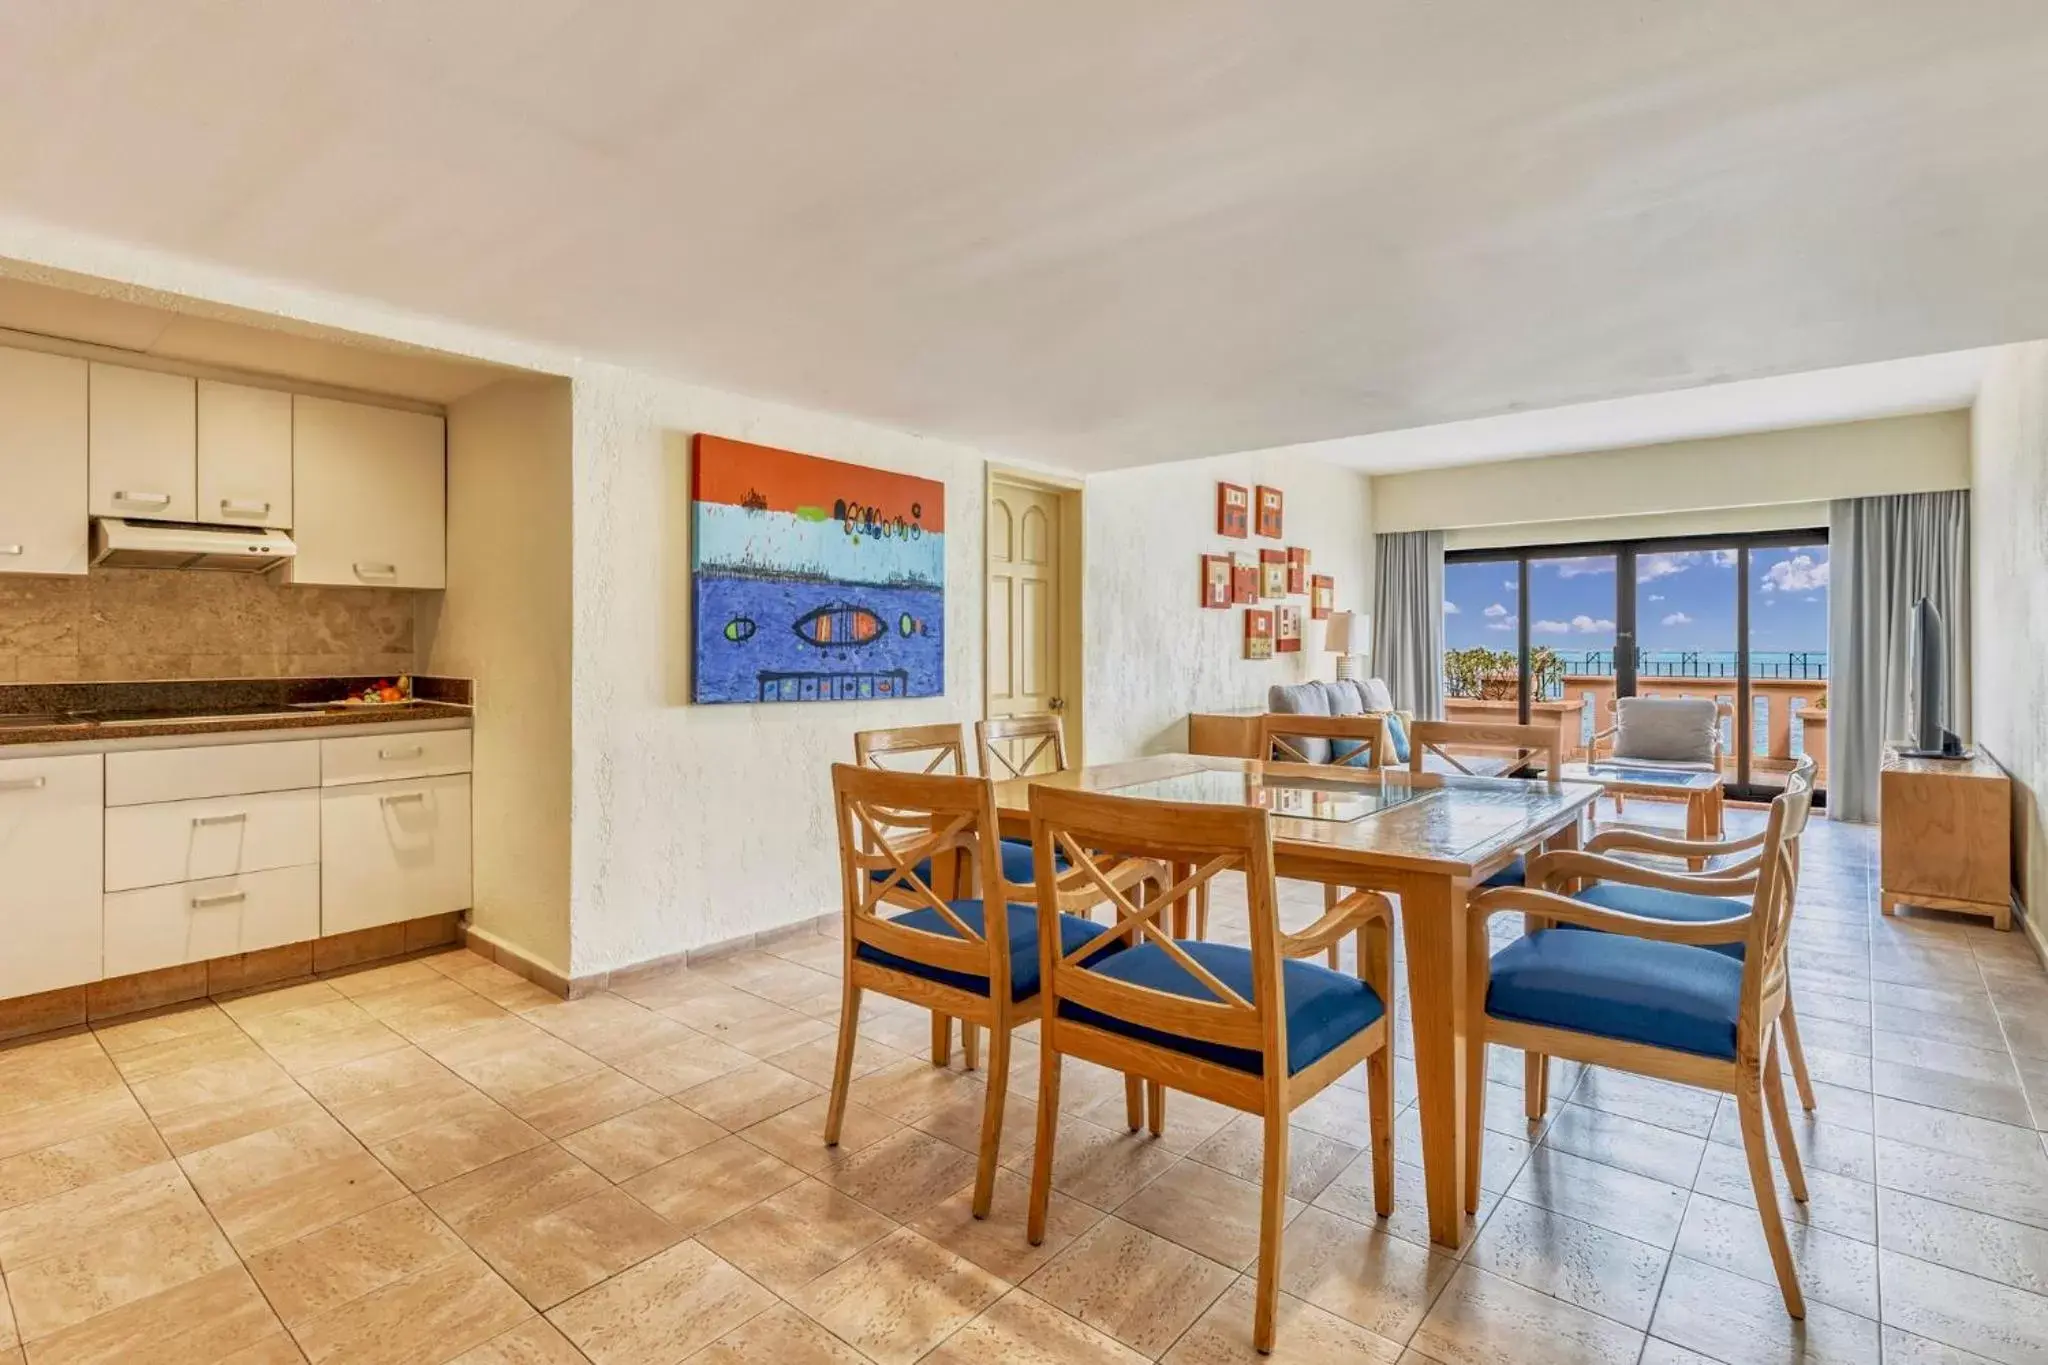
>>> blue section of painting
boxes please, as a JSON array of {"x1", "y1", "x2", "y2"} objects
[{"x1": 692, "y1": 503, "x2": 945, "y2": 704}]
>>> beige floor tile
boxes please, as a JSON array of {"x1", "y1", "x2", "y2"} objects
[
  {"x1": 820, "y1": 1128, "x2": 979, "y2": 1222},
  {"x1": 522, "y1": 998, "x2": 699, "y2": 1066},
  {"x1": 546, "y1": 1239, "x2": 775, "y2": 1365},
  {"x1": 204, "y1": 1149, "x2": 411, "y2": 1256},
  {"x1": 0, "y1": 1121, "x2": 167, "y2": 1215},
  {"x1": 290, "y1": 1246, "x2": 531, "y2": 1365},
  {"x1": 369, "y1": 1099, "x2": 550, "y2": 1192},
  {"x1": 0, "y1": 1090, "x2": 146, "y2": 1167},
  {"x1": 419, "y1": 1146, "x2": 610, "y2": 1234},
  {"x1": 88, "y1": 1002, "x2": 236, "y2": 1057},
  {"x1": 1674, "y1": 1191, "x2": 1878, "y2": 1320},
  {"x1": 245, "y1": 1196, "x2": 468, "y2": 1328},
  {"x1": 105, "y1": 1026, "x2": 268, "y2": 1085},
  {"x1": 1635, "y1": 1340, "x2": 1725, "y2": 1365},
  {"x1": 606, "y1": 1032, "x2": 754, "y2": 1098},
  {"x1": 1540, "y1": 1103, "x2": 1707, "y2": 1188},
  {"x1": 908, "y1": 1086, "x2": 1037, "y2": 1165},
  {"x1": 1113, "y1": 1158, "x2": 1303, "y2": 1271},
  {"x1": 466, "y1": 1186, "x2": 686, "y2": 1310},
  {"x1": 216, "y1": 979, "x2": 345, "y2": 1023},
  {"x1": 908, "y1": 1167, "x2": 1100, "y2": 1282},
  {"x1": 1024, "y1": 1216, "x2": 1236, "y2": 1358},
  {"x1": 1504, "y1": 1146, "x2": 1689, "y2": 1248},
  {"x1": 1163, "y1": 1278, "x2": 1404, "y2": 1364},
  {"x1": 1395, "y1": 1107, "x2": 1532, "y2": 1198},
  {"x1": 622, "y1": 1134, "x2": 805, "y2": 1234},
  {"x1": 847, "y1": 1057, "x2": 985, "y2": 1125},
  {"x1": 1878, "y1": 1186, "x2": 2048, "y2": 1296},
  {"x1": 674, "y1": 1061, "x2": 822, "y2": 1131},
  {"x1": 1878, "y1": 1324, "x2": 2005, "y2": 1364},
  {"x1": 1412, "y1": 1264, "x2": 1642, "y2": 1365},
  {"x1": 1570, "y1": 1070, "x2": 1722, "y2": 1137},
  {"x1": 699, "y1": 1002, "x2": 836, "y2": 1061},
  {"x1": 1002, "y1": 1116, "x2": 1181, "y2": 1211},
  {"x1": 429, "y1": 1020, "x2": 611, "y2": 1109},
  {"x1": 127, "y1": 1052, "x2": 298, "y2": 1121},
  {"x1": 1187, "y1": 1115, "x2": 1362, "y2": 1204},
  {"x1": 1, "y1": 1275, "x2": 14, "y2": 1352},
  {"x1": 14, "y1": 1264, "x2": 290, "y2": 1365},
  {"x1": 0, "y1": 1161, "x2": 199, "y2": 1269},
  {"x1": 1272, "y1": 1205, "x2": 1456, "y2": 1341},
  {"x1": 238, "y1": 1000, "x2": 410, "y2": 1075},
  {"x1": 1878, "y1": 1248, "x2": 2048, "y2": 1365},
  {"x1": 0, "y1": 1050, "x2": 122, "y2": 1122},
  {"x1": 1315, "y1": 1154, "x2": 1496, "y2": 1255},
  {"x1": 355, "y1": 980, "x2": 511, "y2": 1048},
  {"x1": 504, "y1": 1068, "x2": 660, "y2": 1140},
  {"x1": 793, "y1": 1226, "x2": 1007, "y2": 1365},
  {"x1": 697, "y1": 1177, "x2": 896, "y2": 1294},
  {"x1": 1874, "y1": 1059, "x2": 2036, "y2": 1129},
  {"x1": 925, "y1": 1289, "x2": 1149, "y2": 1365},
  {"x1": 323, "y1": 958, "x2": 449, "y2": 1000},
  {"x1": 559, "y1": 1101, "x2": 728, "y2": 1182},
  {"x1": 1648, "y1": 1255, "x2": 1879, "y2": 1365},
  {"x1": 739, "y1": 1095, "x2": 898, "y2": 1177},
  {"x1": 764, "y1": 1030, "x2": 905, "y2": 1089},
  {"x1": 445, "y1": 1317, "x2": 587, "y2": 1364},
  {"x1": 149, "y1": 1085, "x2": 329, "y2": 1160},
  {"x1": 4, "y1": 1203, "x2": 238, "y2": 1341},
  {"x1": 1693, "y1": 1116, "x2": 1880, "y2": 1245},
  {"x1": 687, "y1": 1302, "x2": 869, "y2": 1365},
  {"x1": 178, "y1": 1113, "x2": 365, "y2": 1206},
  {"x1": 1705, "y1": 1101, "x2": 1875, "y2": 1183},
  {"x1": 1464, "y1": 1196, "x2": 1667, "y2": 1330}
]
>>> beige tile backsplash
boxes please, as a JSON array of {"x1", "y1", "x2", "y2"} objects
[{"x1": 0, "y1": 569, "x2": 422, "y2": 681}]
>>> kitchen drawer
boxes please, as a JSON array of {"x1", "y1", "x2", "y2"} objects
[
  {"x1": 106, "y1": 740, "x2": 320, "y2": 807},
  {"x1": 320, "y1": 774, "x2": 471, "y2": 935},
  {"x1": 0, "y1": 754, "x2": 103, "y2": 997},
  {"x1": 103, "y1": 863, "x2": 319, "y2": 979},
  {"x1": 321, "y1": 729, "x2": 471, "y2": 786},
  {"x1": 104, "y1": 787, "x2": 320, "y2": 893}
]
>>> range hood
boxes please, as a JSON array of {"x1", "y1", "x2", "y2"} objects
[{"x1": 91, "y1": 518, "x2": 297, "y2": 573}]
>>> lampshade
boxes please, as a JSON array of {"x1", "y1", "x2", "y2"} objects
[{"x1": 1323, "y1": 611, "x2": 1358, "y2": 654}]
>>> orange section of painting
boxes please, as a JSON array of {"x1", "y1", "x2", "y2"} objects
[{"x1": 692, "y1": 434, "x2": 945, "y2": 532}]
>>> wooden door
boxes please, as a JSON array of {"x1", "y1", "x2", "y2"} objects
[{"x1": 987, "y1": 479, "x2": 1064, "y2": 772}]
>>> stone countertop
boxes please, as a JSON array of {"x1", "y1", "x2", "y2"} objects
[{"x1": 0, "y1": 701, "x2": 473, "y2": 748}]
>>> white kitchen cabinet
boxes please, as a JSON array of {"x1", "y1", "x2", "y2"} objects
[
  {"x1": 291, "y1": 395, "x2": 445, "y2": 588},
  {"x1": 0, "y1": 754, "x2": 104, "y2": 997},
  {"x1": 88, "y1": 363, "x2": 197, "y2": 523},
  {"x1": 0, "y1": 347, "x2": 89, "y2": 577},
  {"x1": 197, "y1": 381, "x2": 292, "y2": 529},
  {"x1": 105, "y1": 739, "x2": 320, "y2": 807},
  {"x1": 103, "y1": 864, "x2": 319, "y2": 978},
  {"x1": 104, "y1": 787, "x2": 320, "y2": 893},
  {"x1": 320, "y1": 773, "x2": 472, "y2": 935},
  {"x1": 321, "y1": 729, "x2": 472, "y2": 787}
]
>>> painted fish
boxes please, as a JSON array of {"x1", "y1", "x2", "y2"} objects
[
  {"x1": 723, "y1": 616, "x2": 756, "y2": 643},
  {"x1": 792, "y1": 603, "x2": 885, "y2": 648}
]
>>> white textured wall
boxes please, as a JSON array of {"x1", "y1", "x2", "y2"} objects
[
  {"x1": 1374, "y1": 412, "x2": 1971, "y2": 533},
  {"x1": 566, "y1": 363, "x2": 989, "y2": 977},
  {"x1": 426, "y1": 378, "x2": 575, "y2": 976},
  {"x1": 1082, "y1": 454, "x2": 1373, "y2": 761},
  {"x1": 1970, "y1": 343, "x2": 2048, "y2": 932}
]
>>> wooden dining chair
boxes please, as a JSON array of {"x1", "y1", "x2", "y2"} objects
[
  {"x1": 1023, "y1": 784, "x2": 1396, "y2": 1354},
  {"x1": 976, "y1": 713, "x2": 1069, "y2": 779},
  {"x1": 1545, "y1": 753, "x2": 1821, "y2": 1113},
  {"x1": 1406, "y1": 719, "x2": 1563, "y2": 889},
  {"x1": 1467, "y1": 782, "x2": 1815, "y2": 1316},
  {"x1": 826, "y1": 763, "x2": 1153, "y2": 1216},
  {"x1": 1235, "y1": 712, "x2": 1388, "y2": 962}
]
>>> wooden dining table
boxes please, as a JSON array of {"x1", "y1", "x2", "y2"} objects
[{"x1": 990, "y1": 752, "x2": 1602, "y2": 1249}]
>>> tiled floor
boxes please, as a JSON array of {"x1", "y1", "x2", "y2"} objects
[{"x1": 2, "y1": 804, "x2": 2047, "y2": 1363}]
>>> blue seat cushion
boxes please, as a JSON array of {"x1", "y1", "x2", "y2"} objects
[
  {"x1": 1481, "y1": 854, "x2": 1525, "y2": 889},
  {"x1": 1058, "y1": 940, "x2": 1385, "y2": 1075},
  {"x1": 1571, "y1": 882, "x2": 1750, "y2": 960},
  {"x1": 1486, "y1": 929, "x2": 1743, "y2": 1060},
  {"x1": 854, "y1": 900, "x2": 1115, "y2": 1000},
  {"x1": 868, "y1": 838, "x2": 1064, "y2": 894}
]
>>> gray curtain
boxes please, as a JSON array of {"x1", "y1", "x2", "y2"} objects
[
  {"x1": 1373, "y1": 530, "x2": 1445, "y2": 719},
  {"x1": 1828, "y1": 491, "x2": 1971, "y2": 823}
]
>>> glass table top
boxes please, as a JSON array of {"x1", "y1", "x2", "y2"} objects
[
  {"x1": 1096, "y1": 767, "x2": 1433, "y2": 823},
  {"x1": 1563, "y1": 762, "x2": 1721, "y2": 790}
]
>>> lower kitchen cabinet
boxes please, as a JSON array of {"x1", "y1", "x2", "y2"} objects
[
  {"x1": 0, "y1": 753, "x2": 104, "y2": 998},
  {"x1": 102, "y1": 863, "x2": 319, "y2": 978},
  {"x1": 320, "y1": 773, "x2": 472, "y2": 935}
]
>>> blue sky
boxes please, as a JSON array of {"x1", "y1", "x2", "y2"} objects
[{"x1": 1444, "y1": 545, "x2": 1829, "y2": 655}]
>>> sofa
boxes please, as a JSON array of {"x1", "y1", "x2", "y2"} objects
[{"x1": 1266, "y1": 678, "x2": 1412, "y2": 766}]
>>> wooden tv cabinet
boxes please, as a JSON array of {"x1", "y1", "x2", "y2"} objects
[{"x1": 1879, "y1": 745, "x2": 2013, "y2": 929}]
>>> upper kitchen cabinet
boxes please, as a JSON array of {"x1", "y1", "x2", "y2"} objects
[
  {"x1": 0, "y1": 347, "x2": 89, "y2": 576},
  {"x1": 291, "y1": 395, "x2": 446, "y2": 588},
  {"x1": 88, "y1": 363, "x2": 197, "y2": 522},
  {"x1": 197, "y1": 380, "x2": 292, "y2": 529}
]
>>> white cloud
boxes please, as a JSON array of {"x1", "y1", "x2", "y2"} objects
[
  {"x1": 1483, "y1": 602, "x2": 1508, "y2": 618},
  {"x1": 1552, "y1": 556, "x2": 1613, "y2": 578},
  {"x1": 1533, "y1": 619, "x2": 1568, "y2": 634},
  {"x1": 1711, "y1": 548, "x2": 1738, "y2": 567},
  {"x1": 1661, "y1": 611, "x2": 1693, "y2": 626},
  {"x1": 1534, "y1": 615, "x2": 1615, "y2": 635},
  {"x1": 1761, "y1": 554, "x2": 1829, "y2": 593},
  {"x1": 1503, "y1": 578, "x2": 1516, "y2": 591},
  {"x1": 1486, "y1": 614, "x2": 1517, "y2": 632},
  {"x1": 1803, "y1": 595, "x2": 1819, "y2": 604},
  {"x1": 1637, "y1": 549, "x2": 1738, "y2": 583},
  {"x1": 1647, "y1": 593, "x2": 1665, "y2": 602},
  {"x1": 1443, "y1": 600, "x2": 1461, "y2": 615}
]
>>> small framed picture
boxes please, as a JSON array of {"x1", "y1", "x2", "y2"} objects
[
  {"x1": 1217, "y1": 483, "x2": 1250, "y2": 538},
  {"x1": 1201, "y1": 553, "x2": 1230, "y2": 609},
  {"x1": 1277, "y1": 604, "x2": 1303, "y2": 653},
  {"x1": 1255, "y1": 485, "x2": 1284, "y2": 538},
  {"x1": 1244, "y1": 608, "x2": 1274, "y2": 660},
  {"x1": 1231, "y1": 553, "x2": 1258, "y2": 604},
  {"x1": 1310, "y1": 573, "x2": 1335, "y2": 619},
  {"x1": 1285, "y1": 546, "x2": 1310, "y2": 595},
  {"x1": 1259, "y1": 548, "x2": 1287, "y2": 599}
]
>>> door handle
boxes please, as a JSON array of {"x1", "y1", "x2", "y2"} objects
[
  {"x1": 114, "y1": 491, "x2": 173, "y2": 506},
  {"x1": 0, "y1": 545, "x2": 22, "y2": 556},
  {"x1": 0, "y1": 776, "x2": 47, "y2": 792},
  {"x1": 190, "y1": 890, "x2": 247, "y2": 909},
  {"x1": 353, "y1": 562, "x2": 399, "y2": 581},
  {"x1": 381, "y1": 792, "x2": 427, "y2": 806},
  {"x1": 378, "y1": 745, "x2": 425, "y2": 761},
  {"x1": 191, "y1": 812, "x2": 248, "y2": 826},
  {"x1": 1048, "y1": 697, "x2": 1066, "y2": 712},
  {"x1": 219, "y1": 499, "x2": 272, "y2": 517}
]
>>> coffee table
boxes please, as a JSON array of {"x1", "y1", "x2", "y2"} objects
[{"x1": 1560, "y1": 761, "x2": 1725, "y2": 868}]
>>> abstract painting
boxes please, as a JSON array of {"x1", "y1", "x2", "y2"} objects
[
  {"x1": 1286, "y1": 546, "x2": 1310, "y2": 595},
  {"x1": 1245, "y1": 608, "x2": 1274, "y2": 660},
  {"x1": 1231, "y1": 553, "x2": 1258, "y2": 604},
  {"x1": 1259, "y1": 548, "x2": 1287, "y2": 599},
  {"x1": 1217, "y1": 483, "x2": 1250, "y2": 538},
  {"x1": 1201, "y1": 553, "x2": 1230, "y2": 609},
  {"x1": 1255, "y1": 485, "x2": 1284, "y2": 538},
  {"x1": 1311, "y1": 573, "x2": 1335, "y2": 619},
  {"x1": 692, "y1": 434, "x2": 944, "y2": 704},
  {"x1": 1277, "y1": 603, "x2": 1303, "y2": 653}
]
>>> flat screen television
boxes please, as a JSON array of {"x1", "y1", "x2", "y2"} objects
[{"x1": 1901, "y1": 597, "x2": 1968, "y2": 758}]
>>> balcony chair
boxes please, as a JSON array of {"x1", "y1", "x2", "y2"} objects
[{"x1": 1588, "y1": 695, "x2": 1730, "y2": 831}]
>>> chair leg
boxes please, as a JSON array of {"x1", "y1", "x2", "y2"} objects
[
  {"x1": 1735, "y1": 1073, "x2": 1806, "y2": 1318},
  {"x1": 1779, "y1": 991, "x2": 1818, "y2": 1112},
  {"x1": 823, "y1": 980, "x2": 863, "y2": 1146},
  {"x1": 931, "y1": 1013, "x2": 951, "y2": 1067},
  {"x1": 1366, "y1": 1044, "x2": 1394, "y2": 1218},
  {"x1": 1147, "y1": 1080, "x2": 1166, "y2": 1136},
  {"x1": 1124, "y1": 1074, "x2": 1144, "y2": 1132},
  {"x1": 1027, "y1": 1046, "x2": 1064, "y2": 1245},
  {"x1": 1253, "y1": 1109, "x2": 1289, "y2": 1354},
  {"x1": 1524, "y1": 1052, "x2": 1548, "y2": 1123},
  {"x1": 1464, "y1": 1040, "x2": 1487, "y2": 1215},
  {"x1": 1765, "y1": 1043, "x2": 1809, "y2": 1204},
  {"x1": 1195, "y1": 881, "x2": 1210, "y2": 940},
  {"x1": 972, "y1": 1022, "x2": 1011, "y2": 1219},
  {"x1": 963, "y1": 1023, "x2": 981, "y2": 1072}
]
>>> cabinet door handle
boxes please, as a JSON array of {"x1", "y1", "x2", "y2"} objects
[
  {"x1": 219, "y1": 499, "x2": 272, "y2": 517},
  {"x1": 378, "y1": 745, "x2": 425, "y2": 761},
  {"x1": 192, "y1": 812, "x2": 248, "y2": 826},
  {"x1": 353, "y1": 562, "x2": 398, "y2": 581},
  {"x1": 381, "y1": 792, "x2": 428, "y2": 806},
  {"x1": 0, "y1": 544, "x2": 22, "y2": 556},
  {"x1": 190, "y1": 890, "x2": 248, "y2": 909},
  {"x1": 0, "y1": 776, "x2": 47, "y2": 792},
  {"x1": 114, "y1": 491, "x2": 173, "y2": 506}
]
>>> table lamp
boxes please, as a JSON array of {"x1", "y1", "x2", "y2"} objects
[{"x1": 1325, "y1": 611, "x2": 1368, "y2": 682}]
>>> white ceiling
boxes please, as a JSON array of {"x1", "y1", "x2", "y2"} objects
[{"x1": 0, "y1": 2, "x2": 2044, "y2": 470}]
